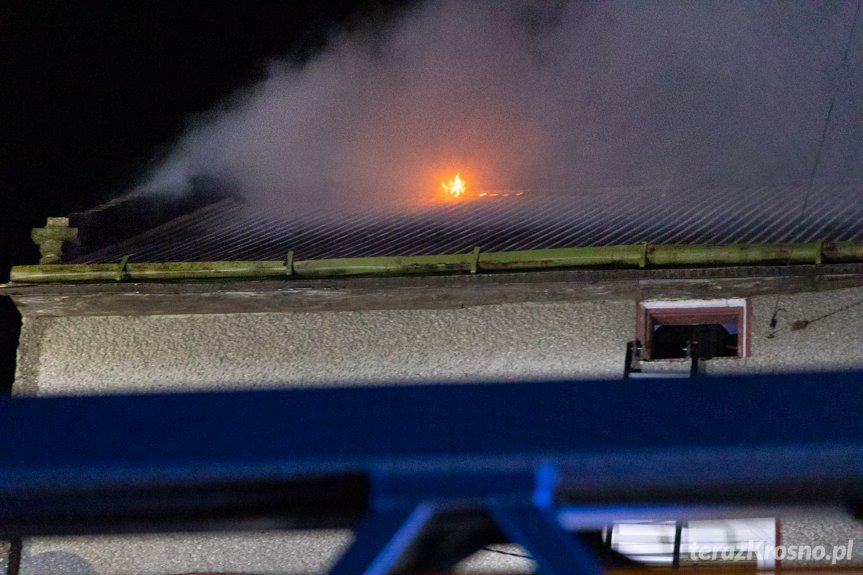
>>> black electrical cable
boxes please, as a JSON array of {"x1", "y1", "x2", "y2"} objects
[
  {"x1": 768, "y1": 0, "x2": 862, "y2": 338},
  {"x1": 790, "y1": 296, "x2": 863, "y2": 331},
  {"x1": 480, "y1": 545, "x2": 534, "y2": 560}
]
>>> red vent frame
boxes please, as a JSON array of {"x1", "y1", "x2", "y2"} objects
[{"x1": 636, "y1": 298, "x2": 750, "y2": 360}]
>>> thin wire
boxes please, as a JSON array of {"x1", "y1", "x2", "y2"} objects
[
  {"x1": 480, "y1": 546, "x2": 534, "y2": 560},
  {"x1": 790, "y1": 296, "x2": 863, "y2": 330},
  {"x1": 768, "y1": 0, "x2": 862, "y2": 337}
]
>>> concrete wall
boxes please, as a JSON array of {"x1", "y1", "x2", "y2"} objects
[
  {"x1": 20, "y1": 531, "x2": 352, "y2": 575},
  {"x1": 14, "y1": 287, "x2": 863, "y2": 395},
  {"x1": 11, "y1": 285, "x2": 863, "y2": 574},
  {"x1": 15, "y1": 300, "x2": 634, "y2": 395}
]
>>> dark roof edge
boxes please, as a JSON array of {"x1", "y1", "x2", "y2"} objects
[{"x1": 63, "y1": 185, "x2": 235, "y2": 261}]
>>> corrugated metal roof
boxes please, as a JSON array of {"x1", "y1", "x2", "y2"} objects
[{"x1": 67, "y1": 183, "x2": 863, "y2": 264}]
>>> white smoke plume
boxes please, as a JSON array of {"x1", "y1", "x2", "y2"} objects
[{"x1": 136, "y1": 1, "x2": 863, "y2": 213}]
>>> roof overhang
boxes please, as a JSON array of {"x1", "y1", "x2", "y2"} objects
[{"x1": 2, "y1": 263, "x2": 862, "y2": 318}]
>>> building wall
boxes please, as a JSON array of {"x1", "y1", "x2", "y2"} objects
[
  {"x1": 15, "y1": 300, "x2": 634, "y2": 395},
  {"x1": 11, "y1": 285, "x2": 863, "y2": 574},
  {"x1": 19, "y1": 531, "x2": 354, "y2": 575},
  {"x1": 14, "y1": 286, "x2": 863, "y2": 396}
]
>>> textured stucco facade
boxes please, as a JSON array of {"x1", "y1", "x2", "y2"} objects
[
  {"x1": 13, "y1": 287, "x2": 863, "y2": 396},
  {"x1": 7, "y1": 278, "x2": 863, "y2": 574},
  {"x1": 15, "y1": 300, "x2": 632, "y2": 395}
]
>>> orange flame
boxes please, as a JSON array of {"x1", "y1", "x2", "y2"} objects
[{"x1": 441, "y1": 172, "x2": 467, "y2": 198}]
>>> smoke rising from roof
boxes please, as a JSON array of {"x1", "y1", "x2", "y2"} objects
[{"x1": 136, "y1": 1, "x2": 863, "y2": 213}]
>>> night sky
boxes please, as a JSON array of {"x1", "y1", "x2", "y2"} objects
[{"x1": 0, "y1": 1, "x2": 409, "y2": 393}]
